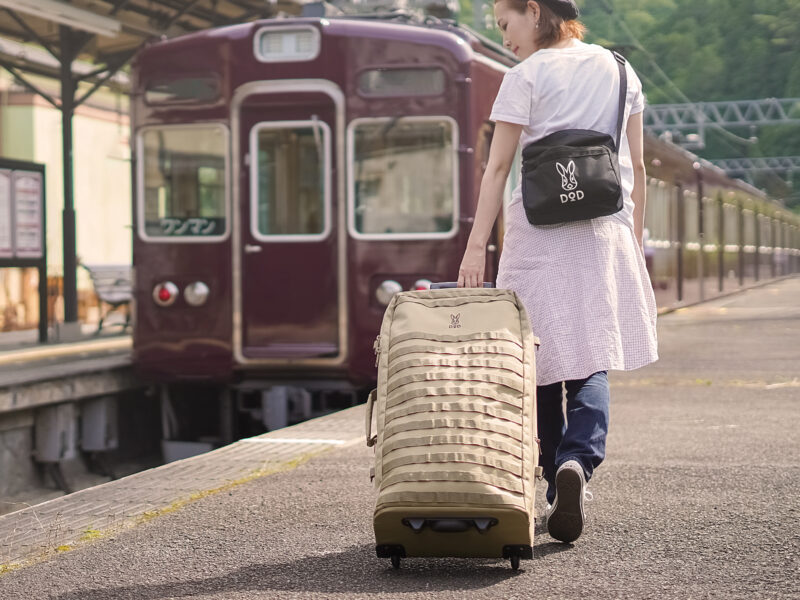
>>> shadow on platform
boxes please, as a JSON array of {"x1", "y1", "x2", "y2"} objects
[{"x1": 47, "y1": 542, "x2": 580, "y2": 598}]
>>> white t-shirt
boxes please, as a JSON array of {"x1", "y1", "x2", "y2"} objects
[{"x1": 490, "y1": 40, "x2": 645, "y2": 229}]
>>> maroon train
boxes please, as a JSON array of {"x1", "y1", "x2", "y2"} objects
[
  {"x1": 132, "y1": 14, "x2": 519, "y2": 390},
  {"x1": 131, "y1": 14, "x2": 800, "y2": 395}
]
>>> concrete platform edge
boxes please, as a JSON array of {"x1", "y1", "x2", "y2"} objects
[
  {"x1": 656, "y1": 274, "x2": 798, "y2": 316},
  {"x1": 0, "y1": 405, "x2": 365, "y2": 576}
]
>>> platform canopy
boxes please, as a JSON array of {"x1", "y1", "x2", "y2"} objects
[{"x1": 0, "y1": 0, "x2": 318, "y2": 97}]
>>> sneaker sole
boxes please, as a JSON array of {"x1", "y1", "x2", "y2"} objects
[{"x1": 547, "y1": 467, "x2": 584, "y2": 543}]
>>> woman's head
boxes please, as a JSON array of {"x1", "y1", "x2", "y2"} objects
[{"x1": 494, "y1": 0, "x2": 586, "y2": 59}]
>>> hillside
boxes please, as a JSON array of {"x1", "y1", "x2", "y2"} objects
[{"x1": 460, "y1": 0, "x2": 800, "y2": 208}]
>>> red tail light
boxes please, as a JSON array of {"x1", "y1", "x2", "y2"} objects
[
  {"x1": 413, "y1": 279, "x2": 432, "y2": 291},
  {"x1": 152, "y1": 282, "x2": 179, "y2": 307}
]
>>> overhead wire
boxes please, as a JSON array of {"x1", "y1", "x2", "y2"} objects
[{"x1": 596, "y1": 0, "x2": 757, "y2": 152}]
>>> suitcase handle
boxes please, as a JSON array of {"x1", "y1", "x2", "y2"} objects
[
  {"x1": 430, "y1": 282, "x2": 494, "y2": 289},
  {"x1": 402, "y1": 517, "x2": 499, "y2": 534},
  {"x1": 365, "y1": 388, "x2": 377, "y2": 447}
]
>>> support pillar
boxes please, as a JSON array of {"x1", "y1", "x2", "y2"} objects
[
  {"x1": 695, "y1": 165, "x2": 705, "y2": 301},
  {"x1": 738, "y1": 201, "x2": 745, "y2": 287},
  {"x1": 676, "y1": 184, "x2": 684, "y2": 302},
  {"x1": 60, "y1": 27, "x2": 79, "y2": 331},
  {"x1": 717, "y1": 195, "x2": 724, "y2": 292},
  {"x1": 754, "y1": 210, "x2": 760, "y2": 282}
]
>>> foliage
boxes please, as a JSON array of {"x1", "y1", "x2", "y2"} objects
[{"x1": 459, "y1": 0, "x2": 800, "y2": 209}]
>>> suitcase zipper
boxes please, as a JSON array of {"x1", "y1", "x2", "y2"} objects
[{"x1": 373, "y1": 335, "x2": 381, "y2": 366}]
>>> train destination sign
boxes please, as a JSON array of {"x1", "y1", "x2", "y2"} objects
[
  {"x1": 152, "y1": 217, "x2": 224, "y2": 236},
  {"x1": 0, "y1": 169, "x2": 44, "y2": 259}
]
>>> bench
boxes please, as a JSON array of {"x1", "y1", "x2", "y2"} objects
[{"x1": 81, "y1": 264, "x2": 133, "y2": 334}]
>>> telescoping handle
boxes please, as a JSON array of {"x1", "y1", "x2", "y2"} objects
[
  {"x1": 365, "y1": 389, "x2": 377, "y2": 447},
  {"x1": 430, "y1": 282, "x2": 495, "y2": 289}
]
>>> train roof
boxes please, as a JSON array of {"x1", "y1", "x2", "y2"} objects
[
  {"x1": 645, "y1": 133, "x2": 767, "y2": 200},
  {"x1": 135, "y1": 13, "x2": 517, "y2": 68}
]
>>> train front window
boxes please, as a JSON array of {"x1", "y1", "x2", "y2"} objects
[
  {"x1": 358, "y1": 68, "x2": 445, "y2": 97},
  {"x1": 251, "y1": 121, "x2": 330, "y2": 240},
  {"x1": 140, "y1": 125, "x2": 227, "y2": 239},
  {"x1": 350, "y1": 118, "x2": 457, "y2": 238},
  {"x1": 145, "y1": 75, "x2": 220, "y2": 105}
]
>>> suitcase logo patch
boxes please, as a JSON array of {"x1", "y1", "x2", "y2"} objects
[{"x1": 449, "y1": 313, "x2": 461, "y2": 329}]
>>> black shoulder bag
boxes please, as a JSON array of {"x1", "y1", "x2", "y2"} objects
[{"x1": 520, "y1": 51, "x2": 628, "y2": 226}]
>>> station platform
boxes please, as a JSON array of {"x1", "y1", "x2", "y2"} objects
[
  {"x1": 0, "y1": 328, "x2": 130, "y2": 373},
  {"x1": 0, "y1": 277, "x2": 798, "y2": 599},
  {"x1": 0, "y1": 332, "x2": 132, "y2": 416}
]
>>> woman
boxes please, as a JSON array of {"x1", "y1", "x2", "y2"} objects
[{"x1": 458, "y1": 0, "x2": 658, "y2": 543}]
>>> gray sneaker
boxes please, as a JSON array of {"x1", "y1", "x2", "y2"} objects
[{"x1": 546, "y1": 460, "x2": 587, "y2": 543}]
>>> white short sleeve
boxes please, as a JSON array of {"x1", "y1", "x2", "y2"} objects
[
  {"x1": 490, "y1": 69, "x2": 531, "y2": 126},
  {"x1": 628, "y1": 63, "x2": 645, "y2": 115}
]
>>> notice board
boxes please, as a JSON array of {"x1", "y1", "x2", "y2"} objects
[{"x1": 0, "y1": 158, "x2": 47, "y2": 341}]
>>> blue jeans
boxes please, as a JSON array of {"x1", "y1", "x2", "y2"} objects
[{"x1": 537, "y1": 371, "x2": 610, "y2": 505}]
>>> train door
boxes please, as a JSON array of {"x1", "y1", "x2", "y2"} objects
[{"x1": 233, "y1": 82, "x2": 345, "y2": 363}]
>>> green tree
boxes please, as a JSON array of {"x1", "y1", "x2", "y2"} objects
[{"x1": 464, "y1": 0, "x2": 800, "y2": 209}]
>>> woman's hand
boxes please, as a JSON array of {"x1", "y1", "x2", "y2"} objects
[
  {"x1": 456, "y1": 120, "x2": 521, "y2": 289},
  {"x1": 458, "y1": 243, "x2": 486, "y2": 288}
]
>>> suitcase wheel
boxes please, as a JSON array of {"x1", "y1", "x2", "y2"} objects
[
  {"x1": 376, "y1": 544, "x2": 405, "y2": 569},
  {"x1": 502, "y1": 544, "x2": 533, "y2": 570}
]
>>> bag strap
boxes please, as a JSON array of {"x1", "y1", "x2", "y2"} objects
[
  {"x1": 365, "y1": 388, "x2": 377, "y2": 447},
  {"x1": 611, "y1": 50, "x2": 628, "y2": 151}
]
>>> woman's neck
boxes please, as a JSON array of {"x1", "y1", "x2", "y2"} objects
[{"x1": 541, "y1": 37, "x2": 576, "y2": 51}]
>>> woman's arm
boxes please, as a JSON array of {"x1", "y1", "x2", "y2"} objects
[
  {"x1": 627, "y1": 111, "x2": 647, "y2": 252},
  {"x1": 458, "y1": 121, "x2": 523, "y2": 288}
]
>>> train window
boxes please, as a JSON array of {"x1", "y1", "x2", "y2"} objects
[
  {"x1": 684, "y1": 191, "x2": 699, "y2": 243},
  {"x1": 254, "y1": 26, "x2": 321, "y2": 63},
  {"x1": 349, "y1": 117, "x2": 458, "y2": 239},
  {"x1": 144, "y1": 76, "x2": 220, "y2": 105},
  {"x1": 138, "y1": 125, "x2": 228, "y2": 240},
  {"x1": 645, "y1": 179, "x2": 670, "y2": 244},
  {"x1": 723, "y1": 203, "x2": 740, "y2": 248},
  {"x1": 250, "y1": 121, "x2": 330, "y2": 240},
  {"x1": 358, "y1": 68, "x2": 445, "y2": 97}
]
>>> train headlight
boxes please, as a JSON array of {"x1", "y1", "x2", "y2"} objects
[
  {"x1": 413, "y1": 279, "x2": 432, "y2": 291},
  {"x1": 184, "y1": 281, "x2": 210, "y2": 307},
  {"x1": 375, "y1": 280, "x2": 402, "y2": 306},
  {"x1": 153, "y1": 282, "x2": 179, "y2": 307}
]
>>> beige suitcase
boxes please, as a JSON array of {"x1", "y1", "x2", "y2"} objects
[{"x1": 365, "y1": 285, "x2": 541, "y2": 569}]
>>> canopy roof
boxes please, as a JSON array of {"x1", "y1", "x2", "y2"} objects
[{"x1": 0, "y1": 0, "x2": 312, "y2": 94}]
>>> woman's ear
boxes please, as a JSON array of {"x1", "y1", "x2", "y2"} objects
[{"x1": 526, "y1": 0, "x2": 540, "y2": 20}]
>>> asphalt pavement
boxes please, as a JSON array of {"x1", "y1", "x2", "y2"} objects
[{"x1": 1, "y1": 278, "x2": 798, "y2": 600}]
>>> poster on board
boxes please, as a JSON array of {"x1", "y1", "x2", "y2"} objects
[
  {"x1": 0, "y1": 170, "x2": 11, "y2": 258},
  {"x1": 12, "y1": 171, "x2": 43, "y2": 259}
]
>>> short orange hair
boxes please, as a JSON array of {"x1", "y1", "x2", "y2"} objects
[{"x1": 496, "y1": 0, "x2": 586, "y2": 49}]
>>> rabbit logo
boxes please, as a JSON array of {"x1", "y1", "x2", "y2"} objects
[
  {"x1": 556, "y1": 160, "x2": 578, "y2": 191},
  {"x1": 555, "y1": 160, "x2": 584, "y2": 203}
]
